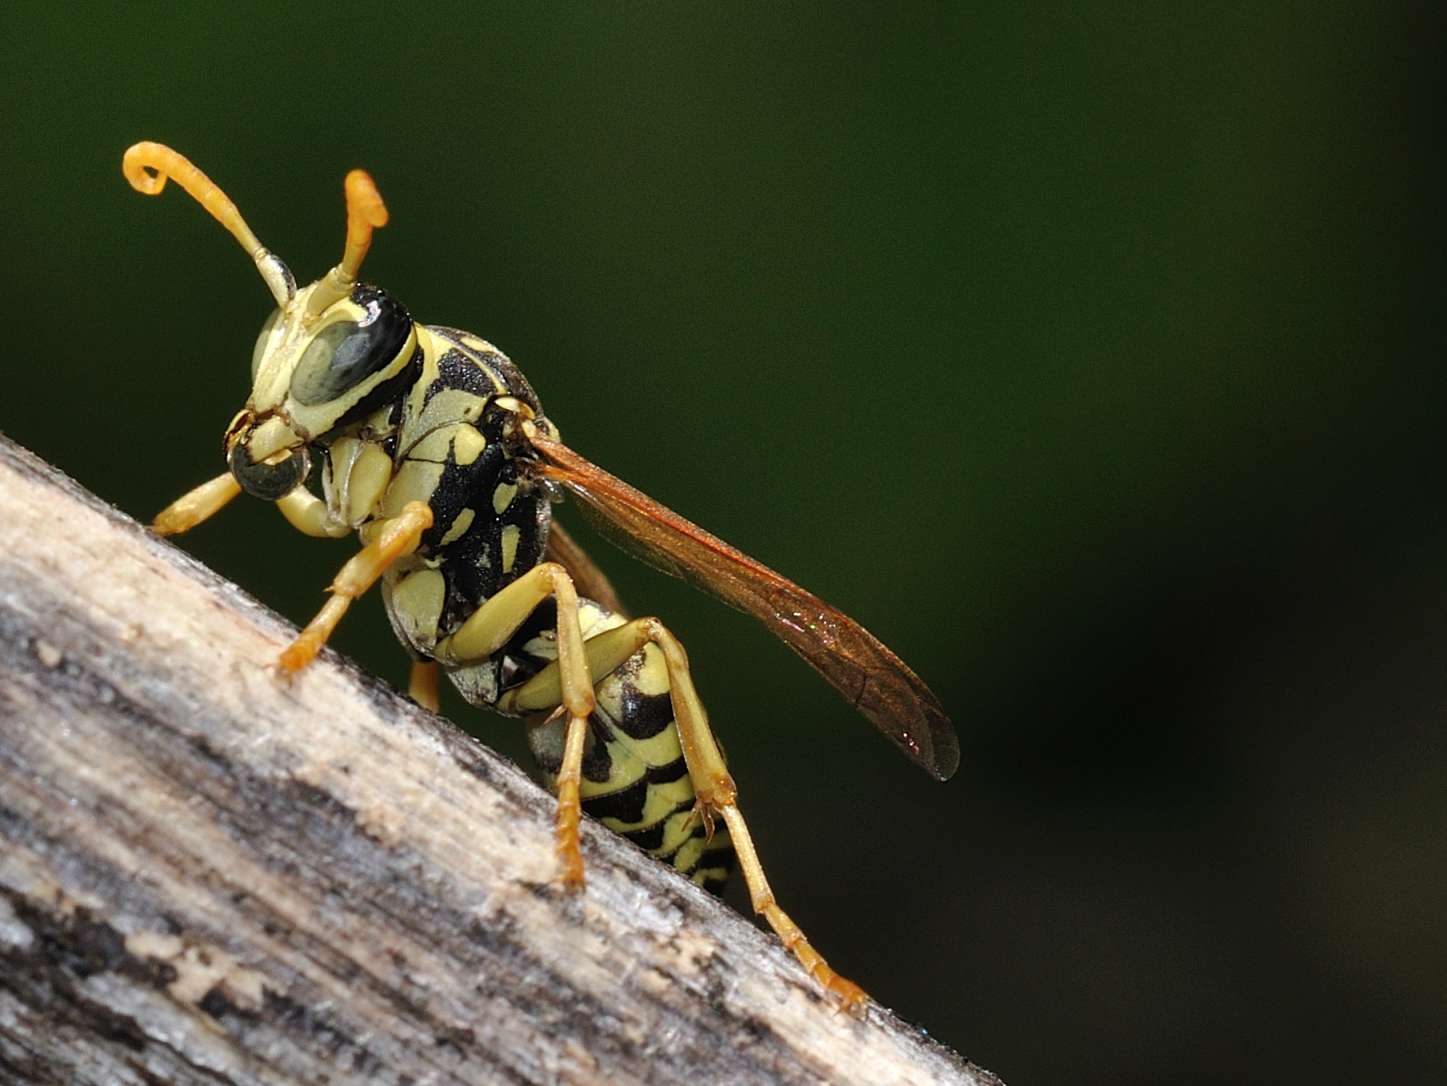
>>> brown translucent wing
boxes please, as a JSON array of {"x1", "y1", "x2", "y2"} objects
[{"x1": 527, "y1": 430, "x2": 959, "y2": 781}]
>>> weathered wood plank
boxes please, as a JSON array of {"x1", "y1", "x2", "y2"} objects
[{"x1": 0, "y1": 435, "x2": 1000, "y2": 1086}]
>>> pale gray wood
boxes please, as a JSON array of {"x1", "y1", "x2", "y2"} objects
[{"x1": 0, "y1": 435, "x2": 1002, "y2": 1086}]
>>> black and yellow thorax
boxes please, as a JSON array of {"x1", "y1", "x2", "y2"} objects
[{"x1": 374, "y1": 325, "x2": 554, "y2": 693}]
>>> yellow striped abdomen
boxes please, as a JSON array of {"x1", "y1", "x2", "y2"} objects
[{"x1": 521, "y1": 601, "x2": 735, "y2": 891}]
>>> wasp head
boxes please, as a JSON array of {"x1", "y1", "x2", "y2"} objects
[
  {"x1": 123, "y1": 142, "x2": 409, "y2": 503},
  {"x1": 228, "y1": 282, "x2": 415, "y2": 498}
]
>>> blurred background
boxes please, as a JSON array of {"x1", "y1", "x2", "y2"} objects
[{"x1": 2, "y1": 4, "x2": 1442, "y2": 1082}]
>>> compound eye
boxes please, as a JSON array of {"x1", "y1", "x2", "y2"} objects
[
  {"x1": 250, "y1": 308, "x2": 281, "y2": 378},
  {"x1": 289, "y1": 288, "x2": 410, "y2": 405}
]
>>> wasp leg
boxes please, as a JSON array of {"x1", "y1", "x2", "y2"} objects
[
  {"x1": 501, "y1": 616, "x2": 868, "y2": 1013},
  {"x1": 408, "y1": 660, "x2": 441, "y2": 712},
  {"x1": 278, "y1": 501, "x2": 433, "y2": 672},
  {"x1": 153, "y1": 473, "x2": 242, "y2": 536},
  {"x1": 275, "y1": 486, "x2": 353, "y2": 539},
  {"x1": 717, "y1": 805, "x2": 868, "y2": 1014},
  {"x1": 433, "y1": 562, "x2": 595, "y2": 886}
]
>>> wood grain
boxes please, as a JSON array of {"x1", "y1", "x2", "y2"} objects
[{"x1": 0, "y1": 435, "x2": 1002, "y2": 1086}]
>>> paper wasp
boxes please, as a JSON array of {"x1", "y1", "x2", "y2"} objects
[{"x1": 122, "y1": 141, "x2": 958, "y2": 1011}]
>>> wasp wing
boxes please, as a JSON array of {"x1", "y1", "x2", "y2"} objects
[{"x1": 526, "y1": 430, "x2": 959, "y2": 781}]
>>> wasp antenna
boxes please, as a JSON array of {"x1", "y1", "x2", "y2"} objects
[
  {"x1": 122, "y1": 141, "x2": 294, "y2": 307},
  {"x1": 122, "y1": 142, "x2": 263, "y2": 252},
  {"x1": 340, "y1": 169, "x2": 389, "y2": 282},
  {"x1": 307, "y1": 169, "x2": 389, "y2": 314}
]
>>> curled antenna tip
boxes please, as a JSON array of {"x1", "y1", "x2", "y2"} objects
[
  {"x1": 345, "y1": 170, "x2": 389, "y2": 227},
  {"x1": 338, "y1": 168, "x2": 390, "y2": 282},
  {"x1": 122, "y1": 142, "x2": 172, "y2": 195},
  {"x1": 120, "y1": 140, "x2": 268, "y2": 262}
]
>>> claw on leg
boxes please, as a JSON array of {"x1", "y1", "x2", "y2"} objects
[
  {"x1": 766, "y1": 903, "x2": 869, "y2": 1015},
  {"x1": 279, "y1": 595, "x2": 349, "y2": 672},
  {"x1": 718, "y1": 804, "x2": 870, "y2": 1015},
  {"x1": 683, "y1": 799, "x2": 718, "y2": 844},
  {"x1": 512, "y1": 611, "x2": 866, "y2": 1008},
  {"x1": 554, "y1": 778, "x2": 585, "y2": 888}
]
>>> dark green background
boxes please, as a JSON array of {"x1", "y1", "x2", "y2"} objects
[{"x1": 3, "y1": 4, "x2": 1442, "y2": 1082}]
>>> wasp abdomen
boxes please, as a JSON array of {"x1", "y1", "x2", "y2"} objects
[{"x1": 520, "y1": 601, "x2": 736, "y2": 892}]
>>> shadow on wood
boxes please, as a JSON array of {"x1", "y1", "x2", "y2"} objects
[{"x1": 0, "y1": 436, "x2": 1001, "y2": 1085}]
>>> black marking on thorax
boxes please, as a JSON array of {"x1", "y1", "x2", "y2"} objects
[
  {"x1": 406, "y1": 340, "x2": 551, "y2": 635},
  {"x1": 428, "y1": 327, "x2": 543, "y2": 410}
]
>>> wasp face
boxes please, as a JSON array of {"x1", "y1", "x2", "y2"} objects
[{"x1": 227, "y1": 282, "x2": 416, "y2": 500}]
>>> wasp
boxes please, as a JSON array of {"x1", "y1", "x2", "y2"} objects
[{"x1": 122, "y1": 141, "x2": 958, "y2": 1012}]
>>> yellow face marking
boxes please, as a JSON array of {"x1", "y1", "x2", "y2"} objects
[
  {"x1": 439, "y1": 507, "x2": 475, "y2": 546},
  {"x1": 500, "y1": 524, "x2": 521, "y2": 573},
  {"x1": 284, "y1": 317, "x2": 418, "y2": 440},
  {"x1": 492, "y1": 481, "x2": 517, "y2": 515}
]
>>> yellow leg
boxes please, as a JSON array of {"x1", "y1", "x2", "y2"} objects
[
  {"x1": 154, "y1": 473, "x2": 355, "y2": 541},
  {"x1": 408, "y1": 660, "x2": 441, "y2": 712},
  {"x1": 720, "y1": 805, "x2": 867, "y2": 1014},
  {"x1": 501, "y1": 615, "x2": 867, "y2": 1012},
  {"x1": 434, "y1": 562, "x2": 595, "y2": 886},
  {"x1": 275, "y1": 485, "x2": 353, "y2": 539},
  {"x1": 152, "y1": 473, "x2": 242, "y2": 536},
  {"x1": 553, "y1": 708, "x2": 590, "y2": 886},
  {"x1": 278, "y1": 501, "x2": 433, "y2": 672}
]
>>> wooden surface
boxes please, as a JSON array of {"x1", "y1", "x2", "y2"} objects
[{"x1": 0, "y1": 435, "x2": 1002, "y2": 1086}]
